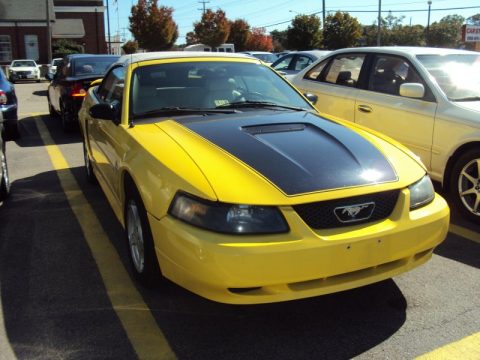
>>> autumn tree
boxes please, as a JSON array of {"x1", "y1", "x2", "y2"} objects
[
  {"x1": 122, "y1": 40, "x2": 138, "y2": 54},
  {"x1": 185, "y1": 31, "x2": 198, "y2": 45},
  {"x1": 323, "y1": 11, "x2": 362, "y2": 49},
  {"x1": 428, "y1": 15, "x2": 465, "y2": 48},
  {"x1": 245, "y1": 28, "x2": 273, "y2": 51},
  {"x1": 129, "y1": 0, "x2": 178, "y2": 51},
  {"x1": 193, "y1": 9, "x2": 230, "y2": 48},
  {"x1": 227, "y1": 19, "x2": 251, "y2": 52},
  {"x1": 287, "y1": 14, "x2": 323, "y2": 50}
]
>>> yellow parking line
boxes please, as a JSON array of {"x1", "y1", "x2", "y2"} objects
[
  {"x1": 449, "y1": 224, "x2": 480, "y2": 244},
  {"x1": 416, "y1": 332, "x2": 480, "y2": 359},
  {"x1": 34, "y1": 115, "x2": 176, "y2": 360}
]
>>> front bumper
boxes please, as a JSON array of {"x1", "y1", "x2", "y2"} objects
[{"x1": 149, "y1": 189, "x2": 449, "y2": 304}]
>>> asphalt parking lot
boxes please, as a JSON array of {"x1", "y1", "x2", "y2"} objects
[{"x1": 0, "y1": 81, "x2": 479, "y2": 360}]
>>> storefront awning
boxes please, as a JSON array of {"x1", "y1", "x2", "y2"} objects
[{"x1": 52, "y1": 19, "x2": 85, "y2": 39}]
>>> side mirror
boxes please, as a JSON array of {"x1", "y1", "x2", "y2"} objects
[
  {"x1": 399, "y1": 83, "x2": 425, "y2": 99},
  {"x1": 89, "y1": 102, "x2": 120, "y2": 124},
  {"x1": 304, "y1": 93, "x2": 318, "y2": 105}
]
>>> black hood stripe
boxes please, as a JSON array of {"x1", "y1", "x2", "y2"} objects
[{"x1": 182, "y1": 111, "x2": 398, "y2": 195}]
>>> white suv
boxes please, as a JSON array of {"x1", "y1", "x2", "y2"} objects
[
  {"x1": 291, "y1": 47, "x2": 480, "y2": 222},
  {"x1": 8, "y1": 59, "x2": 41, "y2": 83}
]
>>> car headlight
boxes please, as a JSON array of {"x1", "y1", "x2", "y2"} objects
[
  {"x1": 409, "y1": 175, "x2": 435, "y2": 210},
  {"x1": 168, "y1": 192, "x2": 289, "y2": 234}
]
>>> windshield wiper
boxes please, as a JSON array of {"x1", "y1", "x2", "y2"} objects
[
  {"x1": 216, "y1": 101, "x2": 306, "y2": 111},
  {"x1": 450, "y1": 96, "x2": 480, "y2": 102},
  {"x1": 133, "y1": 107, "x2": 238, "y2": 120}
]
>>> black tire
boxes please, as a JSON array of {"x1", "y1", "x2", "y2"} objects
[
  {"x1": 0, "y1": 145, "x2": 10, "y2": 201},
  {"x1": 83, "y1": 142, "x2": 97, "y2": 184},
  {"x1": 3, "y1": 121, "x2": 19, "y2": 141},
  {"x1": 450, "y1": 149, "x2": 480, "y2": 223},
  {"x1": 124, "y1": 184, "x2": 162, "y2": 287}
]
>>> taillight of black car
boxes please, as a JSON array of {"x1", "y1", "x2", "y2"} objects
[
  {"x1": 70, "y1": 82, "x2": 87, "y2": 98},
  {"x1": 0, "y1": 90, "x2": 6, "y2": 105}
]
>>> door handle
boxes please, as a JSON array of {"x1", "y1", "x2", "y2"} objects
[{"x1": 357, "y1": 104, "x2": 373, "y2": 113}]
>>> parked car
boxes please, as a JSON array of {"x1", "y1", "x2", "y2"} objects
[
  {"x1": 290, "y1": 46, "x2": 480, "y2": 222},
  {"x1": 78, "y1": 51, "x2": 449, "y2": 304},
  {"x1": 0, "y1": 112, "x2": 10, "y2": 202},
  {"x1": 46, "y1": 53, "x2": 119, "y2": 131},
  {"x1": 271, "y1": 50, "x2": 330, "y2": 76},
  {"x1": 48, "y1": 57, "x2": 63, "y2": 75},
  {"x1": 8, "y1": 59, "x2": 41, "y2": 83},
  {"x1": 0, "y1": 67, "x2": 19, "y2": 140},
  {"x1": 240, "y1": 51, "x2": 278, "y2": 65}
]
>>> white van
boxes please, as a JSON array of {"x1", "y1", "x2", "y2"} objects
[{"x1": 184, "y1": 43, "x2": 235, "y2": 53}]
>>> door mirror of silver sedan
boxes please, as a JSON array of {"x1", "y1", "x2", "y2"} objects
[
  {"x1": 303, "y1": 93, "x2": 318, "y2": 105},
  {"x1": 399, "y1": 83, "x2": 425, "y2": 99},
  {"x1": 89, "y1": 103, "x2": 120, "y2": 124}
]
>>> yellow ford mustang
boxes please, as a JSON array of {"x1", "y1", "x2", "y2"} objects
[{"x1": 78, "y1": 52, "x2": 449, "y2": 304}]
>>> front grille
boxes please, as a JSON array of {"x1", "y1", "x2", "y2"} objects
[
  {"x1": 17, "y1": 71, "x2": 31, "y2": 76},
  {"x1": 293, "y1": 190, "x2": 400, "y2": 229}
]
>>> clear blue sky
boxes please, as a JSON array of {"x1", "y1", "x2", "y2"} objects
[{"x1": 105, "y1": 0, "x2": 480, "y2": 44}]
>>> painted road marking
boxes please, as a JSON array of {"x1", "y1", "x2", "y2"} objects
[
  {"x1": 34, "y1": 115, "x2": 176, "y2": 360},
  {"x1": 449, "y1": 224, "x2": 480, "y2": 244},
  {"x1": 416, "y1": 332, "x2": 480, "y2": 359}
]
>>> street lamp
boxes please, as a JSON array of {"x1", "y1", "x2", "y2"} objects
[
  {"x1": 426, "y1": 1, "x2": 432, "y2": 46},
  {"x1": 289, "y1": 10, "x2": 300, "y2": 15}
]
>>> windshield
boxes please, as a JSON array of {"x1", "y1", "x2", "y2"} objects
[
  {"x1": 12, "y1": 60, "x2": 36, "y2": 67},
  {"x1": 73, "y1": 56, "x2": 118, "y2": 76},
  {"x1": 130, "y1": 61, "x2": 313, "y2": 116},
  {"x1": 52, "y1": 59, "x2": 62, "y2": 66},
  {"x1": 417, "y1": 54, "x2": 480, "y2": 100}
]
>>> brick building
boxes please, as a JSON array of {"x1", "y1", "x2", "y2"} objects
[{"x1": 0, "y1": 0, "x2": 107, "y2": 66}]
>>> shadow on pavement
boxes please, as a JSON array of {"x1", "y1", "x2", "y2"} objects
[{"x1": 32, "y1": 90, "x2": 48, "y2": 97}]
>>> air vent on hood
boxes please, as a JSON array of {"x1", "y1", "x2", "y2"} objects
[{"x1": 242, "y1": 123, "x2": 306, "y2": 135}]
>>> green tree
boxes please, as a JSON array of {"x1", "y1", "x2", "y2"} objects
[
  {"x1": 323, "y1": 12, "x2": 362, "y2": 49},
  {"x1": 122, "y1": 40, "x2": 138, "y2": 54},
  {"x1": 270, "y1": 29, "x2": 288, "y2": 51},
  {"x1": 428, "y1": 15, "x2": 465, "y2": 48},
  {"x1": 194, "y1": 9, "x2": 230, "y2": 48},
  {"x1": 52, "y1": 39, "x2": 82, "y2": 58},
  {"x1": 466, "y1": 13, "x2": 480, "y2": 25},
  {"x1": 391, "y1": 25, "x2": 425, "y2": 46},
  {"x1": 227, "y1": 19, "x2": 251, "y2": 52},
  {"x1": 286, "y1": 15, "x2": 322, "y2": 50},
  {"x1": 129, "y1": 0, "x2": 178, "y2": 51}
]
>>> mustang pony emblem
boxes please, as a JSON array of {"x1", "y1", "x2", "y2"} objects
[{"x1": 334, "y1": 202, "x2": 376, "y2": 223}]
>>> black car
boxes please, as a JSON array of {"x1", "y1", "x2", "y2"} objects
[
  {"x1": 0, "y1": 112, "x2": 10, "y2": 202},
  {"x1": 47, "y1": 54, "x2": 119, "y2": 131},
  {"x1": 0, "y1": 67, "x2": 19, "y2": 140}
]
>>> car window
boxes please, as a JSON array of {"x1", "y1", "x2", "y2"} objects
[
  {"x1": 130, "y1": 61, "x2": 313, "y2": 115},
  {"x1": 272, "y1": 55, "x2": 294, "y2": 71},
  {"x1": 12, "y1": 60, "x2": 36, "y2": 67},
  {"x1": 304, "y1": 58, "x2": 329, "y2": 80},
  {"x1": 323, "y1": 54, "x2": 365, "y2": 87},
  {"x1": 97, "y1": 67, "x2": 124, "y2": 105},
  {"x1": 73, "y1": 57, "x2": 118, "y2": 76},
  {"x1": 294, "y1": 56, "x2": 313, "y2": 71}
]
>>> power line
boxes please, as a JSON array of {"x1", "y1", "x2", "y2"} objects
[{"x1": 258, "y1": 5, "x2": 480, "y2": 28}]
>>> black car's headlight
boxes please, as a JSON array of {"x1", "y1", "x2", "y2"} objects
[
  {"x1": 168, "y1": 192, "x2": 289, "y2": 234},
  {"x1": 409, "y1": 175, "x2": 435, "y2": 210}
]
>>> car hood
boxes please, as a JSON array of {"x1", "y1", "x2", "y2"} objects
[
  {"x1": 152, "y1": 111, "x2": 426, "y2": 204},
  {"x1": 10, "y1": 67, "x2": 37, "y2": 71}
]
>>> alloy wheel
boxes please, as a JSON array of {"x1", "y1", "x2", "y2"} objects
[
  {"x1": 458, "y1": 157, "x2": 480, "y2": 217},
  {"x1": 126, "y1": 200, "x2": 145, "y2": 273}
]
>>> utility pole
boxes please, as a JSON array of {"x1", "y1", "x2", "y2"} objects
[
  {"x1": 377, "y1": 0, "x2": 382, "y2": 46},
  {"x1": 106, "y1": 0, "x2": 112, "y2": 54},
  {"x1": 322, "y1": 0, "x2": 326, "y2": 38},
  {"x1": 46, "y1": 0, "x2": 52, "y2": 63},
  {"x1": 198, "y1": 0, "x2": 210, "y2": 14}
]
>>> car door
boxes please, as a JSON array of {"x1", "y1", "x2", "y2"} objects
[
  {"x1": 48, "y1": 60, "x2": 67, "y2": 111},
  {"x1": 294, "y1": 53, "x2": 366, "y2": 122},
  {"x1": 89, "y1": 66, "x2": 125, "y2": 199},
  {"x1": 354, "y1": 54, "x2": 437, "y2": 169}
]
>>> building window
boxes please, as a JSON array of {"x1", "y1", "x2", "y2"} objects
[
  {"x1": 25, "y1": 35, "x2": 39, "y2": 61},
  {"x1": 0, "y1": 36, "x2": 12, "y2": 62}
]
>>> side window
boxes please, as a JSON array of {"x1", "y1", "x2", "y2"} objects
[
  {"x1": 294, "y1": 56, "x2": 313, "y2": 71},
  {"x1": 273, "y1": 55, "x2": 293, "y2": 71},
  {"x1": 97, "y1": 67, "x2": 125, "y2": 104},
  {"x1": 368, "y1": 55, "x2": 421, "y2": 96},
  {"x1": 304, "y1": 58, "x2": 329, "y2": 80},
  {"x1": 323, "y1": 54, "x2": 365, "y2": 87}
]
